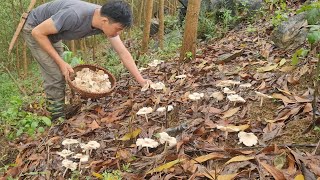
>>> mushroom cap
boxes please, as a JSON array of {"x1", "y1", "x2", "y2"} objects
[
  {"x1": 156, "y1": 105, "x2": 173, "y2": 112},
  {"x1": 223, "y1": 87, "x2": 236, "y2": 94},
  {"x1": 87, "y1": 141, "x2": 100, "y2": 149},
  {"x1": 62, "y1": 139, "x2": 79, "y2": 146},
  {"x1": 175, "y1": 74, "x2": 187, "y2": 79},
  {"x1": 150, "y1": 82, "x2": 165, "y2": 90},
  {"x1": 148, "y1": 59, "x2": 163, "y2": 67},
  {"x1": 158, "y1": 132, "x2": 177, "y2": 146},
  {"x1": 62, "y1": 159, "x2": 78, "y2": 171},
  {"x1": 255, "y1": 91, "x2": 273, "y2": 98},
  {"x1": 238, "y1": 131, "x2": 258, "y2": 147},
  {"x1": 156, "y1": 107, "x2": 166, "y2": 112},
  {"x1": 137, "y1": 107, "x2": 153, "y2": 115},
  {"x1": 188, "y1": 92, "x2": 204, "y2": 101},
  {"x1": 210, "y1": 91, "x2": 224, "y2": 101},
  {"x1": 227, "y1": 94, "x2": 246, "y2": 103},
  {"x1": 73, "y1": 153, "x2": 89, "y2": 162},
  {"x1": 136, "y1": 138, "x2": 159, "y2": 148},
  {"x1": 57, "y1": 149, "x2": 74, "y2": 158}
]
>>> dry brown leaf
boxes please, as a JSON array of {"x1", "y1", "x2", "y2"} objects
[
  {"x1": 222, "y1": 107, "x2": 240, "y2": 119},
  {"x1": 218, "y1": 174, "x2": 239, "y2": 180},
  {"x1": 88, "y1": 120, "x2": 101, "y2": 130},
  {"x1": 272, "y1": 93, "x2": 296, "y2": 104},
  {"x1": 259, "y1": 161, "x2": 286, "y2": 180},
  {"x1": 225, "y1": 155, "x2": 255, "y2": 165},
  {"x1": 191, "y1": 153, "x2": 224, "y2": 164},
  {"x1": 279, "y1": 66, "x2": 295, "y2": 72},
  {"x1": 294, "y1": 96, "x2": 311, "y2": 103},
  {"x1": 303, "y1": 103, "x2": 312, "y2": 113}
]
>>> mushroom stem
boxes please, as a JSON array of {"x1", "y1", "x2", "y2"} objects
[
  {"x1": 63, "y1": 168, "x2": 68, "y2": 177},
  {"x1": 146, "y1": 147, "x2": 150, "y2": 154},
  {"x1": 145, "y1": 114, "x2": 148, "y2": 122},
  {"x1": 260, "y1": 97, "x2": 264, "y2": 107},
  {"x1": 79, "y1": 162, "x2": 81, "y2": 171}
]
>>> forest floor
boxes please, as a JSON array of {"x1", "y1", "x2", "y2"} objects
[{"x1": 1, "y1": 12, "x2": 320, "y2": 180}]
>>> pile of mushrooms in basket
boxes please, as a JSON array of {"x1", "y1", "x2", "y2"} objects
[{"x1": 71, "y1": 67, "x2": 112, "y2": 94}]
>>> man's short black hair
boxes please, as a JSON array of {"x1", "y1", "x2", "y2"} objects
[{"x1": 101, "y1": 0, "x2": 133, "y2": 28}]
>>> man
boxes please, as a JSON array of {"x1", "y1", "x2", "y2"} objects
[{"x1": 22, "y1": 0, "x2": 149, "y2": 120}]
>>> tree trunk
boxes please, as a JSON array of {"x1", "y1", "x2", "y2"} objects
[
  {"x1": 141, "y1": 0, "x2": 154, "y2": 54},
  {"x1": 137, "y1": 0, "x2": 144, "y2": 27},
  {"x1": 179, "y1": 0, "x2": 201, "y2": 61},
  {"x1": 159, "y1": 0, "x2": 164, "y2": 49}
]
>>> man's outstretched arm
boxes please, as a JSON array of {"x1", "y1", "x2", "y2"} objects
[{"x1": 109, "y1": 35, "x2": 148, "y2": 86}]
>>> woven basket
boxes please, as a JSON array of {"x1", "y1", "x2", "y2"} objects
[{"x1": 66, "y1": 64, "x2": 116, "y2": 99}]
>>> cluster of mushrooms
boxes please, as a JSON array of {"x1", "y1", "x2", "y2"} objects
[
  {"x1": 72, "y1": 68, "x2": 112, "y2": 93},
  {"x1": 136, "y1": 76, "x2": 264, "y2": 147},
  {"x1": 56, "y1": 139, "x2": 100, "y2": 176}
]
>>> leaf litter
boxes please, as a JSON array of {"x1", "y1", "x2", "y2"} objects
[{"x1": 2, "y1": 10, "x2": 320, "y2": 180}]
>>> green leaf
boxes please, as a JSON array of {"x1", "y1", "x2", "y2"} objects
[
  {"x1": 38, "y1": 127, "x2": 45, "y2": 133},
  {"x1": 119, "y1": 129, "x2": 141, "y2": 141},
  {"x1": 16, "y1": 128, "x2": 23, "y2": 137},
  {"x1": 41, "y1": 117, "x2": 52, "y2": 126},
  {"x1": 31, "y1": 121, "x2": 39, "y2": 129},
  {"x1": 307, "y1": 30, "x2": 320, "y2": 45}
]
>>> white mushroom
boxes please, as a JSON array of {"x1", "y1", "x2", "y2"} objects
[
  {"x1": 136, "y1": 107, "x2": 153, "y2": 122},
  {"x1": 227, "y1": 94, "x2": 246, "y2": 103},
  {"x1": 73, "y1": 153, "x2": 89, "y2": 170},
  {"x1": 136, "y1": 138, "x2": 159, "y2": 153},
  {"x1": 188, "y1": 92, "x2": 204, "y2": 101},
  {"x1": 156, "y1": 105, "x2": 174, "y2": 112},
  {"x1": 223, "y1": 87, "x2": 236, "y2": 94},
  {"x1": 62, "y1": 139, "x2": 79, "y2": 150},
  {"x1": 175, "y1": 74, "x2": 187, "y2": 79},
  {"x1": 80, "y1": 141, "x2": 100, "y2": 155},
  {"x1": 158, "y1": 132, "x2": 177, "y2": 147},
  {"x1": 150, "y1": 82, "x2": 165, "y2": 90},
  {"x1": 148, "y1": 59, "x2": 163, "y2": 67},
  {"x1": 238, "y1": 131, "x2": 258, "y2": 147},
  {"x1": 210, "y1": 91, "x2": 224, "y2": 101},
  {"x1": 255, "y1": 91, "x2": 273, "y2": 107},
  {"x1": 141, "y1": 80, "x2": 150, "y2": 92},
  {"x1": 57, "y1": 149, "x2": 74, "y2": 159},
  {"x1": 62, "y1": 159, "x2": 78, "y2": 177}
]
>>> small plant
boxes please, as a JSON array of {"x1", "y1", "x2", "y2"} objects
[
  {"x1": 246, "y1": 24, "x2": 257, "y2": 33},
  {"x1": 62, "y1": 44, "x2": 84, "y2": 67},
  {"x1": 0, "y1": 96, "x2": 51, "y2": 139},
  {"x1": 102, "y1": 170, "x2": 122, "y2": 180},
  {"x1": 185, "y1": 51, "x2": 193, "y2": 60},
  {"x1": 271, "y1": 10, "x2": 288, "y2": 27},
  {"x1": 291, "y1": 48, "x2": 309, "y2": 66}
]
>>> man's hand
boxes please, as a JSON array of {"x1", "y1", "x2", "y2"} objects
[{"x1": 58, "y1": 61, "x2": 74, "y2": 79}]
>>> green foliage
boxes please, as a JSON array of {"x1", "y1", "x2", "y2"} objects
[
  {"x1": 62, "y1": 44, "x2": 84, "y2": 67},
  {"x1": 271, "y1": 10, "x2": 288, "y2": 27},
  {"x1": 307, "y1": 25, "x2": 320, "y2": 45},
  {"x1": 246, "y1": 24, "x2": 257, "y2": 33},
  {"x1": 102, "y1": 170, "x2": 122, "y2": 180},
  {"x1": 291, "y1": 48, "x2": 309, "y2": 66},
  {"x1": 0, "y1": 96, "x2": 51, "y2": 140},
  {"x1": 198, "y1": 12, "x2": 217, "y2": 40},
  {"x1": 298, "y1": 1, "x2": 320, "y2": 25}
]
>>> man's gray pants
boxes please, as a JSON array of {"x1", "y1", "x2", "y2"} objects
[{"x1": 22, "y1": 23, "x2": 66, "y2": 120}]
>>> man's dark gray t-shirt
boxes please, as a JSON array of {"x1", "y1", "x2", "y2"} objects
[{"x1": 26, "y1": 0, "x2": 102, "y2": 43}]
